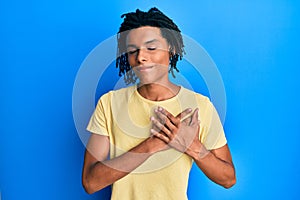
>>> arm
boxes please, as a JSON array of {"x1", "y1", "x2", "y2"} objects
[
  {"x1": 186, "y1": 143, "x2": 236, "y2": 188},
  {"x1": 82, "y1": 134, "x2": 167, "y2": 194},
  {"x1": 151, "y1": 107, "x2": 236, "y2": 188},
  {"x1": 82, "y1": 108, "x2": 193, "y2": 194}
]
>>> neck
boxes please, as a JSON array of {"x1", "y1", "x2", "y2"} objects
[{"x1": 137, "y1": 82, "x2": 180, "y2": 101}]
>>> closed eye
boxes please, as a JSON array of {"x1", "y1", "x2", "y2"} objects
[
  {"x1": 147, "y1": 47, "x2": 156, "y2": 51},
  {"x1": 128, "y1": 49, "x2": 138, "y2": 54}
]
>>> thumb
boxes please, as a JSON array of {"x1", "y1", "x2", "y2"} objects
[
  {"x1": 190, "y1": 108, "x2": 199, "y2": 126},
  {"x1": 176, "y1": 108, "x2": 192, "y2": 121}
]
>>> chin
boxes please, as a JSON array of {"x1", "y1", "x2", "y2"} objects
[
  {"x1": 136, "y1": 74, "x2": 165, "y2": 86},
  {"x1": 138, "y1": 79, "x2": 153, "y2": 86},
  {"x1": 136, "y1": 75, "x2": 153, "y2": 85}
]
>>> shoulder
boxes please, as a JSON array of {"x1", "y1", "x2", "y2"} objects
[
  {"x1": 97, "y1": 85, "x2": 136, "y2": 103},
  {"x1": 111, "y1": 85, "x2": 136, "y2": 96},
  {"x1": 180, "y1": 87, "x2": 211, "y2": 104}
]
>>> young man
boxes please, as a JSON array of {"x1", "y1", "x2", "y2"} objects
[{"x1": 82, "y1": 7, "x2": 236, "y2": 200}]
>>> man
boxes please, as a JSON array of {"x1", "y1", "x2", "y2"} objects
[{"x1": 82, "y1": 7, "x2": 236, "y2": 200}]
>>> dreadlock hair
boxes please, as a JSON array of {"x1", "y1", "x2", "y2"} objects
[{"x1": 116, "y1": 7, "x2": 185, "y2": 84}]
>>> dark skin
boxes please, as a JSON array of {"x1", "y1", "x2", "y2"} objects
[
  {"x1": 82, "y1": 26, "x2": 236, "y2": 194},
  {"x1": 82, "y1": 109, "x2": 192, "y2": 194},
  {"x1": 151, "y1": 107, "x2": 236, "y2": 188}
]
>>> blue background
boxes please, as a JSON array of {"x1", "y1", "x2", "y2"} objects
[{"x1": 1, "y1": 0, "x2": 300, "y2": 199}]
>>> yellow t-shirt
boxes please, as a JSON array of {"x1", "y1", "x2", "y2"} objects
[{"x1": 87, "y1": 85, "x2": 227, "y2": 200}]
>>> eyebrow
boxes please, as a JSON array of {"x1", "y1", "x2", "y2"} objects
[{"x1": 126, "y1": 39, "x2": 159, "y2": 49}]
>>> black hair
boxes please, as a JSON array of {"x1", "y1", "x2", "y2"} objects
[{"x1": 116, "y1": 7, "x2": 185, "y2": 84}]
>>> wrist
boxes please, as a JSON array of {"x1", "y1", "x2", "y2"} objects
[
  {"x1": 130, "y1": 137, "x2": 156, "y2": 156},
  {"x1": 186, "y1": 141, "x2": 210, "y2": 160},
  {"x1": 142, "y1": 137, "x2": 163, "y2": 155},
  {"x1": 197, "y1": 144, "x2": 210, "y2": 159}
]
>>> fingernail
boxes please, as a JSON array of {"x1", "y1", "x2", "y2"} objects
[
  {"x1": 150, "y1": 116, "x2": 155, "y2": 121},
  {"x1": 188, "y1": 108, "x2": 192, "y2": 112},
  {"x1": 158, "y1": 106, "x2": 163, "y2": 111}
]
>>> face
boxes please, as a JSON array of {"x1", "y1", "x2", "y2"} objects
[{"x1": 126, "y1": 26, "x2": 170, "y2": 85}]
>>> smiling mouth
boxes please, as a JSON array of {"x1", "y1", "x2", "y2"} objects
[{"x1": 136, "y1": 65, "x2": 154, "y2": 71}]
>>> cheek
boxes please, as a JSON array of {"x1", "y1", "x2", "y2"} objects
[
  {"x1": 154, "y1": 51, "x2": 170, "y2": 66},
  {"x1": 127, "y1": 55, "x2": 135, "y2": 66}
]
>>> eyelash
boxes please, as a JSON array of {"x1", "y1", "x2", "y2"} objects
[
  {"x1": 147, "y1": 47, "x2": 156, "y2": 51},
  {"x1": 128, "y1": 50, "x2": 137, "y2": 55},
  {"x1": 128, "y1": 47, "x2": 156, "y2": 55}
]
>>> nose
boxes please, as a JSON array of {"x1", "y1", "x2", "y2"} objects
[{"x1": 136, "y1": 48, "x2": 147, "y2": 63}]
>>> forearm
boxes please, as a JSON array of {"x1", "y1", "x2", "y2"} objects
[
  {"x1": 150, "y1": 107, "x2": 236, "y2": 187},
  {"x1": 186, "y1": 144, "x2": 236, "y2": 188},
  {"x1": 83, "y1": 138, "x2": 158, "y2": 194}
]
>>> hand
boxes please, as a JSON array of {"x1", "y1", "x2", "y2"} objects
[
  {"x1": 145, "y1": 135, "x2": 170, "y2": 154},
  {"x1": 150, "y1": 107, "x2": 200, "y2": 153}
]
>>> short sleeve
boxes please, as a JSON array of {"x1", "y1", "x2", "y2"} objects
[
  {"x1": 86, "y1": 94, "x2": 110, "y2": 136},
  {"x1": 201, "y1": 100, "x2": 227, "y2": 150}
]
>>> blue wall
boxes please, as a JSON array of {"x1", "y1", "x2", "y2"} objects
[{"x1": 1, "y1": 0, "x2": 299, "y2": 199}]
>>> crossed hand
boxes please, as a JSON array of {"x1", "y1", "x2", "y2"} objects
[{"x1": 150, "y1": 107, "x2": 200, "y2": 153}]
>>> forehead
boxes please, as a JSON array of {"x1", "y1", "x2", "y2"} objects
[{"x1": 126, "y1": 26, "x2": 164, "y2": 45}]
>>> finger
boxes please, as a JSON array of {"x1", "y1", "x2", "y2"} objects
[
  {"x1": 155, "y1": 108, "x2": 178, "y2": 131},
  {"x1": 157, "y1": 107, "x2": 180, "y2": 126},
  {"x1": 151, "y1": 117, "x2": 173, "y2": 138},
  {"x1": 150, "y1": 129, "x2": 170, "y2": 143},
  {"x1": 176, "y1": 108, "x2": 193, "y2": 122},
  {"x1": 164, "y1": 117, "x2": 177, "y2": 132},
  {"x1": 190, "y1": 108, "x2": 199, "y2": 126},
  {"x1": 181, "y1": 115, "x2": 192, "y2": 126},
  {"x1": 151, "y1": 116, "x2": 164, "y2": 131},
  {"x1": 150, "y1": 126, "x2": 160, "y2": 136},
  {"x1": 154, "y1": 109, "x2": 167, "y2": 125}
]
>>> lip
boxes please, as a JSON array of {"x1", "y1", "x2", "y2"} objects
[{"x1": 136, "y1": 65, "x2": 154, "y2": 72}]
